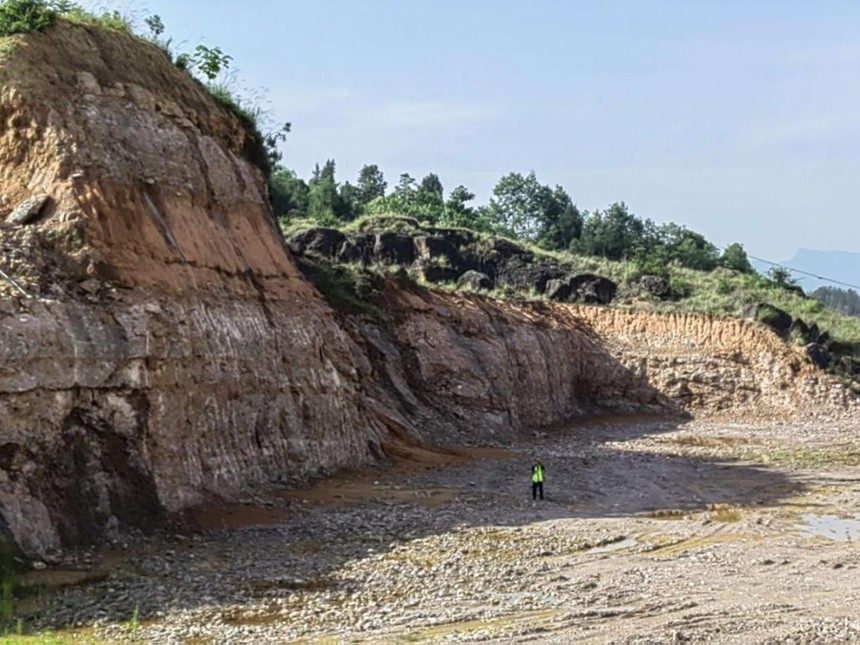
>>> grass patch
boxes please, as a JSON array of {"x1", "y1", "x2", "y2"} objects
[
  {"x1": 708, "y1": 504, "x2": 742, "y2": 522},
  {"x1": 753, "y1": 446, "x2": 860, "y2": 469},
  {"x1": 294, "y1": 258, "x2": 383, "y2": 317},
  {"x1": 663, "y1": 436, "x2": 754, "y2": 449},
  {"x1": 645, "y1": 509, "x2": 686, "y2": 520}
]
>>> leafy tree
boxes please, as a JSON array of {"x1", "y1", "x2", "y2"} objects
[
  {"x1": 356, "y1": 164, "x2": 387, "y2": 209},
  {"x1": 379, "y1": 173, "x2": 445, "y2": 224},
  {"x1": 419, "y1": 173, "x2": 444, "y2": 200},
  {"x1": 538, "y1": 199, "x2": 582, "y2": 251},
  {"x1": 720, "y1": 242, "x2": 754, "y2": 273},
  {"x1": 337, "y1": 181, "x2": 362, "y2": 220},
  {"x1": 486, "y1": 171, "x2": 575, "y2": 244},
  {"x1": 574, "y1": 202, "x2": 645, "y2": 260},
  {"x1": 270, "y1": 168, "x2": 309, "y2": 219},
  {"x1": 308, "y1": 160, "x2": 348, "y2": 224},
  {"x1": 441, "y1": 185, "x2": 481, "y2": 229},
  {"x1": 768, "y1": 266, "x2": 798, "y2": 289},
  {"x1": 658, "y1": 223, "x2": 719, "y2": 271}
]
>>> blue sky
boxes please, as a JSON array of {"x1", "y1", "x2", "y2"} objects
[{"x1": 85, "y1": 1, "x2": 860, "y2": 259}]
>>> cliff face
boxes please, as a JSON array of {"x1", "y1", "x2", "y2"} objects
[
  {"x1": 0, "y1": 23, "x2": 388, "y2": 556},
  {"x1": 0, "y1": 24, "x2": 853, "y2": 558}
]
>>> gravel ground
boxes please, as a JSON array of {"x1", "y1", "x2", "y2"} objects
[{"x1": 16, "y1": 417, "x2": 860, "y2": 644}]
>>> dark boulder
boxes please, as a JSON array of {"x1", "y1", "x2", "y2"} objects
[
  {"x1": 636, "y1": 274, "x2": 670, "y2": 299},
  {"x1": 545, "y1": 278, "x2": 573, "y2": 302},
  {"x1": 374, "y1": 232, "x2": 415, "y2": 265},
  {"x1": 457, "y1": 270, "x2": 493, "y2": 290},
  {"x1": 743, "y1": 303, "x2": 792, "y2": 335},
  {"x1": 287, "y1": 228, "x2": 346, "y2": 258},
  {"x1": 569, "y1": 274, "x2": 618, "y2": 305},
  {"x1": 804, "y1": 343, "x2": 830, "y2": 369},
  {"x1": 789, "y1": 318, "x2": 810, "y2": 343},
  {"x1": 488, "y1": 237, "x2": 533, "y2": 262},
  {"x1": 807, "y1": 322, "x2": 820, "y2": 344},
  {"x1": 415, "y1": 236, "x2": 464, "y2": 270},
  {"x1": 429, "y1": 228, "x2": 478, "y2": 249},
  {"x1": 417, "y1": 264, "x2": 459, "y2": 284},
  {"x1": 337, "y1": 234, "x2": 375, "y2": 264},
  {"x1": 496, "y1": 259, "x2": 565, "y2": 294},
  {"x1": 840, "y1": 356, "x2": 860, "y2": 375}
]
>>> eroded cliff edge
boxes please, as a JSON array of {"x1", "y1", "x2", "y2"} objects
[{"x1": 0, "y1": 23, "x2": 853, "y2": 558}]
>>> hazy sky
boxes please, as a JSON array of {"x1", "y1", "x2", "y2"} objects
[{"x1": 85, "y1": 1, "x2": 860, "y2": 260}]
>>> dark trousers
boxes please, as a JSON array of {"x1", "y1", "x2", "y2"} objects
[{"x1": 532, "y1": 482, "x2": 544, "y2": 500}]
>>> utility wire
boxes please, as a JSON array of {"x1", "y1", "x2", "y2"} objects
[
  {"x1": 711, "y1": 242, "x2": 860, "y2": 292},
  {"x1": 744, "y1": 252, "x2": 860, "y2": 292}
]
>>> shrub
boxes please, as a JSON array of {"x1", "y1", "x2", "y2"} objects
[
  {"x1": 0, "y1": 0, "x2": 61, "y2": 36},
  {"x1": 669, "y1": 276, "x2": 694, "y2": 299}
]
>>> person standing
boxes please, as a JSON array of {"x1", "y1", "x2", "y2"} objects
[{"x1": 531, "y1": 458, "x2": 545, "y2": 501}]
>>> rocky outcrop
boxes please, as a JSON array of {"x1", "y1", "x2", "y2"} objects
[
  {"x1": 0, "y1": 23, "x2": 855, "y2": 559},
  {"x1": 287, "y1": 224, "x2": 578, "y2": 298},
  {"x1": 743, "y1": 303, "x2": 793, "y2": 336}
]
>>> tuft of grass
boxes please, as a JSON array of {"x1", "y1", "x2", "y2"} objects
[
  {"x1": 295, "y1": 258, "x2": 383, "y2": 317},
  {"x1": 708, "y1": 504, "x2": 742, "y2": 522},
  {"x1": 646, "y1": 509, "x2": 686, "y2": 520}
]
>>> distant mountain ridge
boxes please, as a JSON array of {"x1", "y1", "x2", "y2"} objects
[{"x1": 752, "y1": 248, "x2": 860, "y2": 292}]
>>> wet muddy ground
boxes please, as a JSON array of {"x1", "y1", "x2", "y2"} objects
[{"x1": 16, "y1": 417, "x2": 860, "y2": 643}]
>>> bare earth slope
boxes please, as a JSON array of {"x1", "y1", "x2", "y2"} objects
[{"x1": 0, "y1": 23, "x2": 855, "y2": 561}]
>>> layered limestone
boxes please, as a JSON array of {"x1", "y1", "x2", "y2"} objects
[{"x1": 0, "y1": 23, "x2": 854, "y2": 557}]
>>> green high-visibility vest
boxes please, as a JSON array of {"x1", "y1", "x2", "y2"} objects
[{"x1": 532, "y1": 465, "x2": 544, "y2": 483}]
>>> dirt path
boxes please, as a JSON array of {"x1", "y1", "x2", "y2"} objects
[{"x1": 18, "y1": 417, "x2": 860, "y2": 644}]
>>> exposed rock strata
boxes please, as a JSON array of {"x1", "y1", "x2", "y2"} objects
[{"x1": 0, "y1": 24, "x2": 855, "y2": 557}]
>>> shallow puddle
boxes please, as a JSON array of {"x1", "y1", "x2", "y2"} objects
[{"x1": 797, "y1": 513, "x2": 860, "y2": 541}]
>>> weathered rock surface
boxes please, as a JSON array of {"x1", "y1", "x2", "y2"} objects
[
  {"x1": 456, "y1": 270, "x2": 492, "y2": 290},
  {"x1": 0, "y1": 23, "x2": 856, "y2": 559},
  {"x1": 743, "y1": 303, "x2": 793, "y2": 335}
]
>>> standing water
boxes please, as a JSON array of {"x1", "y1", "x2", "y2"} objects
[{"x1": 797, "y1": 514, "x2": 860, "y2": 541}]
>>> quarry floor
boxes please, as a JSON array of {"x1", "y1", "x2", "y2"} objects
[{"x1": 19, "y1": 417, "x2": 860, "y2": 644}]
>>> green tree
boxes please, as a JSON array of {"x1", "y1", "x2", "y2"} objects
[
  {"x1": 308, "y1": 160, "x2": 347, "y2": 224},
  {"x1": 486, "y1": 171, "x2": 575, "y2": 243},
  {"x1": 269, "y1": 168, "x2": 309, "y2": 219},
  {"x1": 720, "y1": 242, "x2": 754, "y2": 273},
  {"x1": 356, "y1": 164, "x2": 387, "y2": 209},
  {"x1": 537, "y1": 198, "x2": 582, "y2": 250},
  {"x1": 441, "y1": 185, "x2": 482, "y2": 229},
  {"x1": 659, "y1": 223, "x2": 719, "y2": 270},
  {"x1": 379, "y1": 173, "x2": 445, "y2": 224},
  {"x1": 768, "y1": 266, "x2": 798, "y2": 289},
  {"x1": 574, "y1": 202, "x2": 645, "y2": 260},
  {"x1": 338, "y1": 181, "x2": 362, "y2": 220}
]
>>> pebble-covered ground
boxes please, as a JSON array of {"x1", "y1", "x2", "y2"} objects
[{"x1": 15, "y1": 417, "x2": 860, "y2": 643}]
